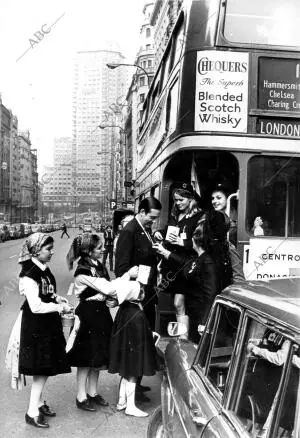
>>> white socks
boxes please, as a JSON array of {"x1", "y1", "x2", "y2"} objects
[
  {"x1": 116, "y1": 377, "x2": 127, "y2": 410},
  {"x1": 176, "y1": 314, "x2": 189, "y2": 339},
  {"x1": 124, "y1": 381, "x2": 148, "y2": 417}
]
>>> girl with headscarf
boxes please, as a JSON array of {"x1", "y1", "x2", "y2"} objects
[
  {"x1": 153, "y1": 184, "x2": 203, "y2": 337},
  {"x1": 154, "y1": 211, "x2": 233, "y2": 343},
  {"x1": 14, "y1": 233, "x2": 73, "y2": 428},
  {"x1": 66, "y1": 233, "x2": 142, "y2": 413}
]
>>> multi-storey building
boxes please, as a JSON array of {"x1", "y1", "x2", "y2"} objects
[
  {"x1": 150, "y1": 0, "x2": 183, "y2": 68},
  {"x1": 42, "y1": 137, "x2": 73, "y2": 215},
  {"x1": 123, "y1": 1, "x2": 155, "y2": 203},
  {"x1": 10, "y1": 115, "x2": 21, "y2": 222},
  {"x1": 72, "y1": 49, "x2": 128, "y2": 217},
  {"x1": 0, "y1": 99, "x2": 12, "y2": 222},
  {"x1": 18, "y1": 130, "x2": 38, "y2": 222},
  {"x1": 53, "y1": 137, "x2": 72, "y2": 166},
  {"x1": 0, "y1": 96, "x2": 38, "y2": 223}
]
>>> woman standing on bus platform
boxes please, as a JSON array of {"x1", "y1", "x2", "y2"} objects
[
  {"x1": 154, "y1": 211, "x2": 233, "y2": 343},
  {"x1": 154, "y1": 184, "x2": 203, "y2": 337},
  {"x1": 211, "y1": 183, "x2": 245, "y2": 283},
  {"x1": 16, "y1": 233, "x2": 72, "y2": 428}
]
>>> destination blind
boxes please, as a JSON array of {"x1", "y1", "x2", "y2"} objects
[{"x1": 258, "y1": 58, "x2": 300, "y2": 112}]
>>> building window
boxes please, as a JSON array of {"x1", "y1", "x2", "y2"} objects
[
  {"x1": 140, "y1": 94, "x2": 145, "y2": 103},
  {"x1": 148, "y1": 59, "x2": 152, "y2": 68},
  {"x1": 146, "y1": 44, "x2": 151, "y2": 51},
  {"x1": 146, "y1": 28, "x2": 151, "y2": 38},
  {"x1": 140, "y1": 76, "x2": 146, "y2": 87}
]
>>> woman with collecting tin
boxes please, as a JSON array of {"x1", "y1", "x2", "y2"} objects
[{"x1": 154, "y1": 183, "x2": 203, "y2": 337}]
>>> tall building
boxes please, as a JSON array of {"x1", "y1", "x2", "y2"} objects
[
  {"x1": 123, "y1": 0, "x2": 155, "y2": 200},
  {"x1": 72, "y1": 49, "x2": 128, "y2": 217},
  {"x1": 0, "y1": 100, "x2": 12, "y2": 221},
  {"x1": 42, "y1": 137, "x2": 73, "y2": 215},
  {"x1": 53, "y1": 137, "x2": 72, "y2": 166},
  {"x1": 150, "y1": 0, "x2": 183, "y2": 68},
  {"x1": 18, "y1": 131, "x2": 38, "y2": 222}
]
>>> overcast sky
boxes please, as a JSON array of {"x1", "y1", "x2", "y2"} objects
[{"x1": 0, "y1": 0, "x2": 144, "y2": 172}]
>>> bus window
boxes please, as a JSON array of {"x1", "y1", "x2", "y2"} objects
[
  {"x1": 246, "y1": 156, "x2": 300, "y2": 238},
  {"x1": 224, "y1": 0, "x2": 300, "y2": 47},
  {"x1": 166, "y1": 78, "x2": 179, "y2": 134},
  {"x1": 161, "y1": 46, "x2": 171, "y2": 90},
  {"x1": 150, "y1": 68, "x2": 162, "y2": 112},
  {"x1": 150, "y1": 185, "x2": 160, "y2": 199},
  {"x1": 170, "y1": 17, "x2": 184, "y2": 70}
]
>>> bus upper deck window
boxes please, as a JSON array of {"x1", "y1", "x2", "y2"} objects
[
  {"x1": 224, "y1": 0, "x2": 300, "y2": 47},
  {"x1": 246, "y1": 156, "x2": 300, "y2": 238}
]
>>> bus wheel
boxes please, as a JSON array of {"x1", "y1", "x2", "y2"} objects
[{"x1": 147, "y1": 406, "x2": 164, "y2": 438}]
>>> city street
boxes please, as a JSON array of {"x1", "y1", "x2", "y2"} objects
[{"x1": 0, "y1": 229, "x2": 161, "y2": 438}]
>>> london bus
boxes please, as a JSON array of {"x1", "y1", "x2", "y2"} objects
[{"x1": 136, "y1": 0, "x2": 300, "y2": 284}]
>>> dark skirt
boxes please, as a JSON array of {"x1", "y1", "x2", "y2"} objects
[
  {"x1": 67, "y1": 300, "x2": 113, "y2": 368},
  {"x1": 108, "y1": 302, "x2": 158, "y2": 377},
  {"x1": 19, "y1": 303, "x2": 71, "y2": 376}
]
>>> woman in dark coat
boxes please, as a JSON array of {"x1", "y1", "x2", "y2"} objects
[
  {"x1": 66, "y1": 233, "x2": 141, "y2": 412},
  {"x1": 17, "y1": 233, "x2": 73, "y2": 428},
  {"x1": 153, "y1": 184, "x2": 203, "y2": 338},
  {"x1": 155, "y1": 211, "x2": 233, "y2": 343}
]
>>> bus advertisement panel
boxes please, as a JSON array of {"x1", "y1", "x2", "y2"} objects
[{"x1": 194, "y1": 51, "x2": 249, "y2": 132}]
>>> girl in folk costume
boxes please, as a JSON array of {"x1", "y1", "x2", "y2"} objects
[
  {"x1": 66, "y1": 233, "x2": 142, "y2": 412},
  {"x1": 7, "y1": 233, "x2": 73, "y2": 428}
]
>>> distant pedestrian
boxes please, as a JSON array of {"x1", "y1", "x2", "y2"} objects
[
  {"x1": 102, "y1": 225, "x2": 114, "y2": 271},
  {"x1": 61, "y1": 223, "x2": 70, "y2": 239},
  {"x1": 6, "y1": 233, "x2": 73, "y2": 428}
]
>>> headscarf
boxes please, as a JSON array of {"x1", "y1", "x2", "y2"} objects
[
  {"x1": 18, "y1": 232, "x2": 51, "y2": 263},
  {"x1": 66, "y1": 233, "x2": 97, "y2": 270}
]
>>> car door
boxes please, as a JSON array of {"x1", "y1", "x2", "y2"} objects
[
  {"x1": 167, "y1": 300, "x2": 243, "y2": 437},
  {"x1": 194, "y1": 301, "x2": 243, "y2": 437}
]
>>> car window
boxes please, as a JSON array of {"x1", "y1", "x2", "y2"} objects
[
  {"x1": 276, "y1": 347, "x2": 300, "y2": 437},
  {"x1": 228, "y1": 317, "x2": 296, "y2": 437},
  {"x1": 195, "y1": 303, "x2": 241, "y2": 397},
  {"x1": 206, "y1": 306, "x2": 241, "y2": 394}
]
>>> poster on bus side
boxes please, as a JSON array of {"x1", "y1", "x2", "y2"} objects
[
  {"x1": 243, "y1": 238, "x2": 300, "y2": 280},
  {"x1": 194, "y1": 51, "x2": 249, "y2": 133}
]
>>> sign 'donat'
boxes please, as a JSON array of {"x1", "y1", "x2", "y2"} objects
[
  {"x1": 243, "y1": 238, "x2": 300, "y2": 280},
  {"x1": 194, "y1": 51, "x2": 249, "y2": 133}
]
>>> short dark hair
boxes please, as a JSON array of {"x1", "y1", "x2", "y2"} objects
[{"x1": 138, "y1": 197, "x2": 162, "y2": 214}]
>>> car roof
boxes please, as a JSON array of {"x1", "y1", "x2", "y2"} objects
[{"x1": 221, "y1": 278, "x2": 300, "y2": 335}]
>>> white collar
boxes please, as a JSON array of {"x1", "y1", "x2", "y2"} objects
[{"x1": 32, "y1": 257, "x2": 47, "y2": 271}]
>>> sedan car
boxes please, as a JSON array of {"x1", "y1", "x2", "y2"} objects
[{"x1": 148, "y1": 279, "x2": 300, "y2": 438}]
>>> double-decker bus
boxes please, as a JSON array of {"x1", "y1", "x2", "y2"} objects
[{"x1": 136, "y1": 0, "x2": 300, "y2": 282}]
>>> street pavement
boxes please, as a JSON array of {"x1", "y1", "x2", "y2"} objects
[{"x1": 0, "y1": 229, "x2": 162, "y2": 437}]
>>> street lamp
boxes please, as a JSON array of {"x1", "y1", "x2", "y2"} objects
[{"x1": 106, "y1": 62, "x2": 150, "y2": 84}]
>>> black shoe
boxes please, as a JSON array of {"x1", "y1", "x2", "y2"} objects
[
  {"x1": 87, "y1": 393, "x2": 109, "y2": 406},
  {"x1": 76, "y1": 398, "x2": 96, "y2": 411},
  {"x1": 39, "y1": 402, "x2": 56, "y2": 417},
  {"x1": 136, "y1": 384, "x2": 151, "y2": 393},
  {"x1": 25, "y1": 413, "x2": 49, "y2": 428},
  {"x1": 135, "y1": 392, "x2": 150, "y2": 403}
]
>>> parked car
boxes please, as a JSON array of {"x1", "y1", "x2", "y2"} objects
[
  {"x1": 0, "y1": 224, "x2": 10, "y2": 242},
  {"x1": 83, "y1": 224, "x2": 92, "y2": 232},
  {"x1": 31, "y1": 223, "x2": 42, "y2": 233},
  {"x1": 148, "y1": 279, "x2": 300, "y2": 438},
  {"x1": 21, "y1": 223, "x2": 32, "y2": 236},
  {"x1": 8, "y1": 225, "x2": 18, "y2": 239}
]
